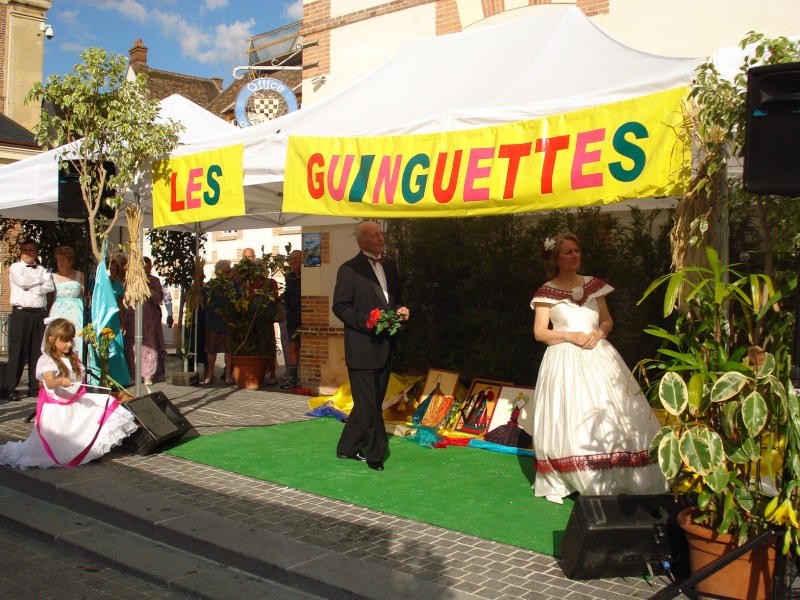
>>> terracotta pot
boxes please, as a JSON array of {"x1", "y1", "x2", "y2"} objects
[
  {"x1": 677, "y1": 508, "x2": 775, "y2": 600},
  {"x1": 230, "y1": 355, "x2": 269, "y2": 389}
]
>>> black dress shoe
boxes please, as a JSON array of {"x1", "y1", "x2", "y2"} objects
[
  {"x1": 6, "y1": 392, "x2": 21, "y2": 402},
  {"x1": 367, "y1": 461, "x2": 384, "y2": 471},
  {"x1": 27, "y1": 389, "x2": 39, "y2": 398},
  {"x1": 336, "y1": 451, "x2": 368, "y2": 462}
]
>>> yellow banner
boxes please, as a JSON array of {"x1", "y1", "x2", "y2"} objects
[
  {"x1": 284, "y1": 88, "x2": 689, "y2": 218},
  {"x1": 153, "y1": 145, "x2": 245, "y2": 228}
]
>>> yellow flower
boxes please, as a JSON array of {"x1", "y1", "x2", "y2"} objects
[{"x1": 765, "y1": 497, "x2": 799, "y2": 529}]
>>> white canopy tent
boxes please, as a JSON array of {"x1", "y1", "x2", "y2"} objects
[
  {"x1": 0, "y1": 94, "x2": 235, "y2": 223},
  {"x1": 0, "y1": 8, "x2": 703, "y2": 228},
  {"x1": 152, "y1": 7, "x2": 701, "y2": 223}
]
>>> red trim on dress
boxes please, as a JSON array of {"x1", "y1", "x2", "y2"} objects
[
  {"x1": 534, "y1": 450, "x2": 655, "y2": 474},
  {"x1": 531, "y1": 277, "x2": 610, "y2": 307}
]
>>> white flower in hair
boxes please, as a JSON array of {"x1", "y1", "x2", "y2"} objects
[
  {"x1": 571, "y1": 286, "x2": 584, "y2": 302},
  {"x1": 543, "y1": 237, "x2": 556, "y2": 251}
]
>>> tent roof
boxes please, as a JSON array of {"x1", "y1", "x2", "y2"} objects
[
  {"x1": 0, "y1": 94, "x2": 235, "y2": 222},
  {"x1": 0, "y1": 8, "x2": 702, "y2": 229},
  {"x1": 172, "y1": 6, "x2": 701, "y2": 195}
]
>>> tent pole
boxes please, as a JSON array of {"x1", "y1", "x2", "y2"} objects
[
  {"x1": 194, "y1": 224, "x2": 200, "y2": 376},
  {"x1": 134, "y1": 212, "x2": 143, "y2": 397}
]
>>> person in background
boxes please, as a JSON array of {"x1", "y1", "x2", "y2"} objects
[
  {"x1": 203, "y1": 260, "x2": 232, "y2": 384},
  {"x1": 160, "y1": 275, "x2": 174, "y2": 329},
  {"x1": 5, "y1": 239, "x2": 54, "y2": 401},
  {"x1": 281, "y1": 250, "x2": 303, "y2": 389},
  {"x1": 48, "y1": 246, "x2": 85, "y2": 361},
  {"x1": 0, "y1": 318, "x2": 137, "y2": 468},
  {"x1": 112, "y1": 253, "x2": 128, "y2": 286},
  {"x1": 123, "y1": 257, "x2": 165, "y2": 385},
  {"x1": 332, "y1": 221, "x2": 409, "y2": 471},
  {"x1": 530, "y1": 232, "x2": 667, "y2": 504}
]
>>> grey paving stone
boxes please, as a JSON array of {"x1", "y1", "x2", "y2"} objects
[{"x1": 0, "y1": 380, "x2": 681, "y2": 600}]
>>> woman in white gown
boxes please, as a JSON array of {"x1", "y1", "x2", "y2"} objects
[
  {"x1": 530, "y1": 232, "x2": 667, "y2": 504},
  {"x1": 0, "y1": 318, "x2": 137, "y2": 469}
]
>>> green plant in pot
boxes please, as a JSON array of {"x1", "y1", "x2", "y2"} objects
[
  {"x1": 636, "y1": 247, "x2": 800, "y2": 559},
  {"x1": 206, "y1": 252, "x2": 281, "y2": 357}
]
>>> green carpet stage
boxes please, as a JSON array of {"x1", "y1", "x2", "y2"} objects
[{"x1": 165, "y1": 418, "x2": 573, "y2": 556}]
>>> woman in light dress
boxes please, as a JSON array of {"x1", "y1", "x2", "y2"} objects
[
  {"x1": 0, "y1": 318, "x2": 137, "y2": 469},
  {"x1": 48, "y1": 246, "x2": 84, "y2": 360},
  {"x1": 530, "y1": 232, "x2": 667, "y2": 504}
]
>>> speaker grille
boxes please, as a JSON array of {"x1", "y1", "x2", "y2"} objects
[{"x1": 743, "y1": 62, "x2": 800, "y2": 196}]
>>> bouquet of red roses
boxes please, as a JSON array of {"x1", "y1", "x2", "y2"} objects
[{"x1": 366, "y1": 308, "x2": 403, "y2": 336}]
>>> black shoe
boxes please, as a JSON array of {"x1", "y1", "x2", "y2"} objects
[
  {"x1": 6, "y1": 392, "x2": 21, "y2": 402},
  {"x1": 336, "y1": 451, "x2": 367, "y2": 462},
  {"x1": 280, "y1": 378, "x2": 299, "y2": 390},
  {"x1": 367, "y1": 461, "x2": 384, "y2": 471},
  {"x1": 27, "y1": 389, "x2": 39, "y2": 398}
]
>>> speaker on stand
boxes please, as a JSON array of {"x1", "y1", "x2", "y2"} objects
[{"x1": 743, "y1": 61, "x2": 800, "y2": 196}]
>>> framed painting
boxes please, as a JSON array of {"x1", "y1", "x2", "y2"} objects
[
  {"x1": 417, "y1": 368, "x2": 460, "y2": 429},
  {"x1": 453, "y1": 379, "x2": 509, "y2": 436},
  {"x1": 484, "y1": 386, "x2": 535, "y2": 447}
]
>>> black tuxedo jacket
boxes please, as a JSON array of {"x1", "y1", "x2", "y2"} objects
[{"x1": 332, "y1": 252, "x2": 402, "y2": 370}]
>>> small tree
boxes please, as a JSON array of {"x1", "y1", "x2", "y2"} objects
[
  {"x1": 148, "y1": 229, "x2": 207, "y2": 354},
  {"x1": 25, "y1": 47, "x2": 183, "y2": 264}
]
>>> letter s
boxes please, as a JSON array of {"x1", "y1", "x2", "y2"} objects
[
  {"x1": 609, "y1": 122, "x2": 647, "y2": 182},
  {"x1": 204, "y1": 164, "x2": 222, "y2": 205}
]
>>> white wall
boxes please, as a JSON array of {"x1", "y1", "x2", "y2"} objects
[{"x1": 303, "y1": 3, "x2": 436, "y2": 104}]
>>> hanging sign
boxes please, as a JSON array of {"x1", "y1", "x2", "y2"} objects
[
  {"x1": 283, "y1": 87, "x2": 689, "y2": 218},
  {"x1": 235, "y1": 77, "x2": 298, "y2": 128},
  {"x1": 152, "y1": 144, "x2": 245, "y2": 228}
]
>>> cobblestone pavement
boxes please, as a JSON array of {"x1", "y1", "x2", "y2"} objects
[
  {"x1": 0, "y1": 370, "x2": 682, "y2": 600},
  {"x1": 0, "y1": 525, "x2": 194, "y2": 600}
]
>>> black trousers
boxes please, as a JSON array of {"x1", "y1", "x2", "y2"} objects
[
  {"x1": 6, "y1": 307, "x2": 47, "y2": 392},
  {"x1": 337, "y1": 357, "x2": 392, "y2": 463}
]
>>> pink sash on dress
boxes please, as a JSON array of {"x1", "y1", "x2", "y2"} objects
[{"x1": 35, "y1": 385, "x2": 120, "y2": 467}]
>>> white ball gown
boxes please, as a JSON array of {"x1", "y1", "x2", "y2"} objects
[
  {"x1": 531, "y1": 276, "x2": 667, "y2": 499},
  {"x1": 0, "y1": 355, "x2": 138, "y2": 469}
]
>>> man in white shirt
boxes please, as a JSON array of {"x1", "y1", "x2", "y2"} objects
[{"x1": 5, "y1": 239, "x2": 54, "y2": 401}]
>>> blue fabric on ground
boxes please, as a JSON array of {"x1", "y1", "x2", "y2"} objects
[{"x1": 468, "y1": 438, "x2": 534, "y2": 457}]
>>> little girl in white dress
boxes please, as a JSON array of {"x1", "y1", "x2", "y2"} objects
[{"x1": 0, "y1": 318, "x2": 137, "y2": 469}]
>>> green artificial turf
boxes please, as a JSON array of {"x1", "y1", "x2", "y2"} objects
[{"x1": 165, "y1": 418, "x2": 573, "y2": 556}]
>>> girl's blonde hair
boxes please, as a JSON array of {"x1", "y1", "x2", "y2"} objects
[
  {"x1": 43, "y1": 318, "x2": 82, "y2": 380},
  {"x1": 542, "y1": 232, "x2": 581, "y2": 278}
]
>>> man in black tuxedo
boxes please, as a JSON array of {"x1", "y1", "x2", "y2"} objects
[{"x1": 332, "y1": 221, "x2": 409, "y2": 471}]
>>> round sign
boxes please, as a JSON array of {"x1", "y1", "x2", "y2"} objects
[{"x1": 234, "y1": 77, "x2": 299, "y2": 128}]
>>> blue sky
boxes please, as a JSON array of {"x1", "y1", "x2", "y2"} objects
[{"x1": 44, "y1": 0, "x2": 303, "y2": 87}]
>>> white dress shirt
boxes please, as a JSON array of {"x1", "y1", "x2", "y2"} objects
[
  {"x1": 9, "y1": 261, "x2": 54, "y2": 309},
  {"x1": 363, "y1": 252, "x2": 389, "y2": 304}
]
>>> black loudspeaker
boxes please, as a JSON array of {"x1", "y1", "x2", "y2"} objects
[
  {"x1": 560, "y1": 495, "x2": 691, "y2": 580},
  {"x1": 122, "y1": 391, "x2": 192, "y2": 455},
  {"x1": 58, "y1": 161, "x2": 118, "y2": 219},
  {"x1": 743, "y1": 61, "x2": 800, "y2": 196}
]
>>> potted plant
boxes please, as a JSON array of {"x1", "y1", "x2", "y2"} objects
[
  {"x1": 206, "y1": 252, "x2": 281, "y2": 388},
  {"x1": 636, "y1": 247, "x2": 799, "y2": 599}
]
